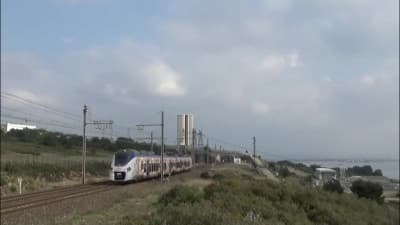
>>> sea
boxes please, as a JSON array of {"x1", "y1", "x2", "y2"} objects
[{"x1": 292, "y1": 159, "x2": 399, "y2": 180}]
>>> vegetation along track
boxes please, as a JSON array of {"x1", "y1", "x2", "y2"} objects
[{"x1": 0, "y1": 181, "x2": 116, "y2": 215}]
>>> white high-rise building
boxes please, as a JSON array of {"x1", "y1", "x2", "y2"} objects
[{"x1": 177, "y1": 114, "x2": 194, "y2": 146}]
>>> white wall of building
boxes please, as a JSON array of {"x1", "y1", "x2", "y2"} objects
[
  {"x1": 233, "y1": 157, "x2": 241, "y2": 164},
  {"x1": 186, "y1": 114, "x2": 194, "y2": 146},
  {"x1": 177, "y1": 113, "x2": 194, "y2": 146},
  {"x1": 177, "y1": 114, "x2": 186, "y2": 146},
  {"x1": 6, "y1": 123, "x2": 37, "y2": 132}
]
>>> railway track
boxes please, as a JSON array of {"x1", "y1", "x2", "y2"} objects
[{"x1": 0, "y1": 181, "x2": 116, "y2": 215}]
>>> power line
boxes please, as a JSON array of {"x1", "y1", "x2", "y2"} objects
[
  {"x1": 1, "y1": 93, "x2": 81, "y2": 122},
  {"x1": 202, "y1": 134, "x2": 251, "y2": 152}
]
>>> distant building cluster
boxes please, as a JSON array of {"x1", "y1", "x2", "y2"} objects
[
  {"x1": 177, "y1": 114, "x2": 194, "y2": 146},
  {"x1": 1, "y1": 122, "x2": 37, "y2": 133},
  {"x1": 314, "y1": 168, "x2": 337, "y2": 186}
]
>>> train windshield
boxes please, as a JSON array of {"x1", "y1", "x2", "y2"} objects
[{"x1": 114, "y1": 152, "x2": 132, "y2": 166}]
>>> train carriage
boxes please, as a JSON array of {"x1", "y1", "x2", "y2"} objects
[{"x1": 110, "y1": 149, "x2": 192, "y2": 182}]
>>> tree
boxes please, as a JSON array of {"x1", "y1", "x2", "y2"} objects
[
  {"x1": 40, "y1": 133, "x2": 57, "y2": 146},
  {"x1": 350, "y1": 180, "x2": 384, "y2": 203},
  {"x1": 115, "y1": 137, "x2": 135, "y2": 149},
  {"x1": 373, "y1": 169, "x2": 383, "y2": 176},
  {"x1": 349, "y1": 165, "x2": 376, "y2": 176},
  {"x1": 279, "y1": 167, "x2": 290, "y2": 178},
  {"x1": 310, "y1": 164, "x2": 321, "y2": 171},
  {"x1": 323, "y1": 179, "x2": 343, "y2": 194}
]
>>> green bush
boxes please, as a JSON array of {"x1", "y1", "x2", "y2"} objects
[
  {"x1": 212, "y1": 173, "x2": 225, "y2": 181},
  {"x1": 39, "y1": 133, "x2": 57, "y2": 146},
  {"x1": 351, "y1": 180, "x2": 384, "y2": 203},
  {"x1": 159, "y1": 185, "x2": 203, "y2": 206},
  {"x1": 323, "y1": 179, "x2": 344, "y2": 194},
  {"x1": 200, "y1": 171, "x2": 211, "y2": 179},
  {"x1": 1, "y1": 161, "x2": 110, "y2": 182},
  {"x1": 10, "y1": 185, "x2": 17, "y2": 193},
  {"x1": 278, "y1": 167, "x2": 290, "y2": 178},
  {"x1": 138, "y1": 171, "x2": 398, "y2": 225},
  {"x1": 348, "y1": 165, "x2": 383, "y2": 176}
]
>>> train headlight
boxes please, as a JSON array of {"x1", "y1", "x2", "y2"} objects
[{"x1": 127, "y1": 167, "x2": 131, "y2": 172}]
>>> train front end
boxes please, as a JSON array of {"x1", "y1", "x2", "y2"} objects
[{"x1": 110, "y1": 150, "x2": 137, "y2": 182}]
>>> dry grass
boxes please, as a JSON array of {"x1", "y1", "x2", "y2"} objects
[{"x1": 61, "y1": 168, "x2": 209, "y2": 225}]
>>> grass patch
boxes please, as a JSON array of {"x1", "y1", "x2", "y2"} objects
[{"x1": 1, "y1": 161, "x2": 110, "y2": 182}]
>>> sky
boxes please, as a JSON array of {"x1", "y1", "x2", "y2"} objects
[{"x1": 1, "y1": 0, "x2": 399, "y2": 160}]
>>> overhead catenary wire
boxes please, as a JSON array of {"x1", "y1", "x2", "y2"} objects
[{"x1": 1, "y1": 92, "x2": 82, "y2": 122}]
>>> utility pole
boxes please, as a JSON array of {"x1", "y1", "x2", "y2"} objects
[
  {"x1": 82, "y1": 105, "x2": 113, "y2": 184},
  {"x1": 206, "y1": 138, "x2": 209, "y2": 166},
  {"x1": 82, "y1": 105, "x2": 87, "y2": 185},
  {"x1": 192, "y1": 128, "x2": 196, "y2": 164},
  {"x1": 253, "y1": 136, "x2": 256, "y2": 160},
  {"x1": 161, "y1": 111, "x2": 164, "y2": 183},
  {"x1": 214, "y1": 143, "x2": 217, "y2": 165},
  {"x1": 150, "y1": 131, "x2": 153, "y2": 152},
  {"x1": 198, "y1": 130, "x2": 203, "y2": 164},
  {"x1": 136, "y1": 111, "x2": 164, "y2": 184},
  {"x1": 219, "y1": 145, "x2": 222, "y2": 163}
]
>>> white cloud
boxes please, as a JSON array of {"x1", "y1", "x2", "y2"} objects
[
  {"x1": 3, "y1": 89, "x2": 53, "y2": 108},
  {"x1": 288, "y1": 53, "x2": 300, "y2": 68},
  {"x1": 104, "y1": 84, "x2": 116, "y2": 96},
  {"x1": 262, "y1": 0, "x2": 292, "y2": 12},
  {"x1": 259, "y1": 52, "x2": 301, "y2": 73},
  {"x1": 361, "y1": 75, "x2": 376, "y2": 86},
  {"x1": 260, "y1": 55, "x2": 286, "y2": 73},
  {"x1": 323, "y1": 76, "x2": 333, "y2": 83},
  {"x1": 252, "y1": 102, "x2": 271, "y2": 114},
  {"x1": 143, "y1": 61, "x2": 186, "y2": 97}
]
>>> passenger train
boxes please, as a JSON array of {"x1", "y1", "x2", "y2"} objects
[{"x1": 110, "y1": 149, "x2": 192, "y2": 182}]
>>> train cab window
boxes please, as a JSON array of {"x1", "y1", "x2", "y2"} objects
[{"x1": 114, "y1": 151, "x2": 133, "y2": 166}]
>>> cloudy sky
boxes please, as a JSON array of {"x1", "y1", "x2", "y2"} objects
[{"x1": 1, "y1": 0, "x2": 398, "y2": 159}]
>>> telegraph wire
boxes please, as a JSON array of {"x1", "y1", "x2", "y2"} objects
[{"x1": 1, "y1": 94, "x2": 81, "y2": 123}]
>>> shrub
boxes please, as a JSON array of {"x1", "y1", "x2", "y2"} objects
[
  {"x1": 323, "y1": 179, "x2": 343, "y2": 194},
  {"x1": 310, "y1": 164, "x2": 321, "y2": 171},
  {"x1": 212, "y1": 173, "x2": 225, "y2": 181},
  {"x1": 278, "y1": 167, "x2": 290, "y2": 178},
  {"x1": 373, "y1": 169, "x2": 383, "y2": 176},
  {"x1": 40, "y1": 133, "x2": 57, "y2": 146},
  {"x1": 200, "y1": 171, "x2": 211, "y2": 179},
  {"x1": 10, "y1": 185, "x2": 17, "y2": 193},
  {"x1": 143, "y1": 169, "x2": 397, "y2": 225},
  {"x1": 1, "y1": 160, "x2": 110, "y2": 182},
  {"x1": 159, "y1": 185, "x2": 203, "y2": 206},
  {"x1": 350, "y1": 180, "x2": 384, "y2": 203},
  {"x1": 348, "y1": 165, "x2": 383, "y2": 176}
]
